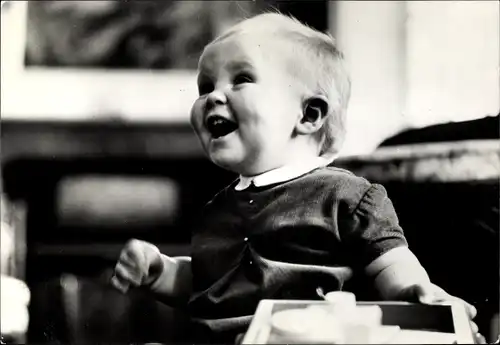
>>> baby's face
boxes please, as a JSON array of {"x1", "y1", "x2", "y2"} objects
[{"x1": 190, "y1": 33, "x2": 304, "y2": 176}]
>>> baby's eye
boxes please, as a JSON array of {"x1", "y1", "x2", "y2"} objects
[
  {"x1": 233, "y1": 73, "x2": 254, "y2": 85},
  {"x1": 198, "y1": 82, "x2": 214, "y2": 96}
]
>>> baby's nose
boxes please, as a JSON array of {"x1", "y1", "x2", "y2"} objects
[{"x1": 206, "y1": 89, "x2": 227, "y2": 109}]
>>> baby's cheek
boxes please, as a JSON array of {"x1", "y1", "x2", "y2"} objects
[{"x1": 190, "y1": 101, "x2": 204, "y2": 125}]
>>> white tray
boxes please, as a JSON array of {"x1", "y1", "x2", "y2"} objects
[{"x1": 242, "y1": 300, "x2": 475, "y2": 344}]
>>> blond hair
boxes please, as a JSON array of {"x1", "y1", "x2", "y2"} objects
[{"x1": 209, "y1": 12, "x2": 351, "y2": 158}]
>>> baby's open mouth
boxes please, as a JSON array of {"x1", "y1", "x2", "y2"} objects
[{"x1": 206, "y1": 115, "x2": 238, "y2": 139}]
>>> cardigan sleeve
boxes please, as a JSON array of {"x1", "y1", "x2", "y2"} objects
[{"x1": 341, "y1": 183, "x2": 408, "y2": 269}]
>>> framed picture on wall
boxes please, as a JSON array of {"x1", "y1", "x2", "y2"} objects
[
  {"x1": 2, "y1": 0, "x2": 332, "y2": 122},
  {"x1": 24, "y1": 1, "x2": 330, "y2": 70}
]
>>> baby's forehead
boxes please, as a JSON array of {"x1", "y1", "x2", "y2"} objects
[{"x1": 199, "y1": 33, "x2": 294, "y2": 71}]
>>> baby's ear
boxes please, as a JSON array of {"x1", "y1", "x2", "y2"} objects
[{"x1": 296, "y1": 96, "x2": 329, "y2": 135}]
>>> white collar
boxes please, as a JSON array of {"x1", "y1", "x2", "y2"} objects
[{"x1": 235, "y1": 157, "x2": 333, "y2": 191}]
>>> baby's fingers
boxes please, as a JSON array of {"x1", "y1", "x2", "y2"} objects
[
  {"x1": 438, "y1": 296, "x2": 477, "y2": 320},
  {"x1": 112, "y1": 264, "x2": 142, "y2": 290},
  {"x1": 414, "y1": 285, "x2": 477, "y2": 319},
  {"x1": 110, "y1": 275, "x2": 130, "y2": 293},
  {"x1": 463, "y1": 301, "x2": 477, "y2": 319},
  {"x1": 470, "y1": 321, "x2": 479, "y2": 334},
  {"x1": 474, "y1": 331, "x2": 486, "y2": 344}
]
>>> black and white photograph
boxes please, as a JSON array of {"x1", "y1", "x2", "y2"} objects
[{"x1": 1, "y1": 1, "x2": 499, "y2": 344}]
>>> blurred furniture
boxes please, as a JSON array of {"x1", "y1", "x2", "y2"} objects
[
  {"x1": 1, "y1": 120, "x2": 236, "y2": 344},
  {"x1": 1, "y1": 194, "x2": 27, "y2": 280},
  {"x1": 379, "y1": 114, "x2": 499, "y2": 146},
  {"x1": 492, "y1": 313, "x2": 500, "y2": 344},
  {"x1": 1, "y1": 275, "x2": 30, "y2": 343},
  {"x1": 1, "y1": 192, "x2": 28, "y2": 343}
]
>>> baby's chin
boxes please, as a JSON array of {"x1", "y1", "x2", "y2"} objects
[
  {"x1": 205, "y1": 143, "x2": 277, "y2": 176},
  {"x1": 208, "y1": 154, "x2": 267, "y2": 177},
  {"x1": 207, "y1": 152, "x2": 245, "y2": 174}
]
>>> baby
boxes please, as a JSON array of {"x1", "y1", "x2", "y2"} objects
[{"x1": 111, "y1": 13, "x2": 480, "y2": 343}]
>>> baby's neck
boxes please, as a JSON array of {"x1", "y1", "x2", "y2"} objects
[
  {"x1": 242, "y1": 154, "x2": 326, "y2": 178},
  {"x1": 239, "y1": 141, "x2": 325, "y2": 178}
]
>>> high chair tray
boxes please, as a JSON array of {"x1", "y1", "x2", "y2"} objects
[{"x1": 242, "y1": 300, "x2": 475, "y2": 344}]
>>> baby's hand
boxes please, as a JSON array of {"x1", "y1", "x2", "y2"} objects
[
  {"x1": 110, "y1": 239, "x2": 164, "y2": 293},
  {"x1": 398, "y1": 283, "x2": 486, "y2": 343},
  {"x1": 399, "y1": 283, "x2": 476, "y2": 317}
]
